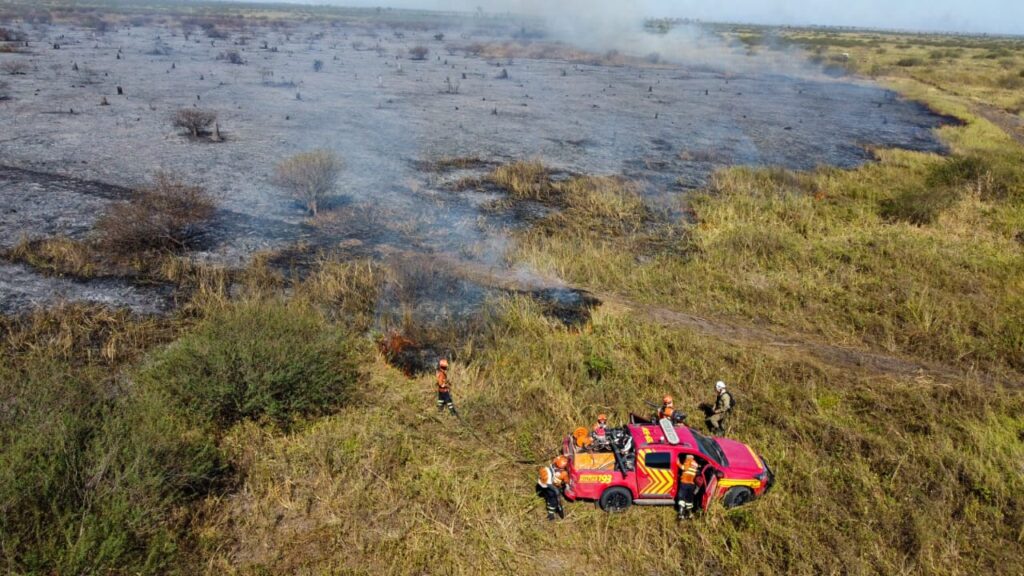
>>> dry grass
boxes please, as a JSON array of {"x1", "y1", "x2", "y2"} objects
[
  {"x1": 195, "y1": 301, "x2": 1024, "y2": 575},
  {"x1": 488, "y1": 161, "x2": 652, "y2": 235},
  {"x1": 511, "y1": 82, "x2": 1024, "y2": 376},
  {"x1": 6, "y1": 236, "x2": 99, "y2": 277},
  {"x1": 4, "y1": 17, "x2": 1024, "y2": 576}
]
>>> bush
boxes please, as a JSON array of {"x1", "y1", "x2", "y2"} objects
[
  {"x1": 312, "y1": 58, "x2": 323, "y2": 72},
  {"x1": 880, "y1": 182, "x2": 959, "y2": 225},
  {"x1": 0, "y1": 27, "x2": 26, "y2": 42},
  {"x1": 136, "y1": 300, "x2": 363, "y2": 430},
  {"x1": 880, "y1": 156, "x2": 1003, "y2": 225},
  {"x1": 171, "y1": 107, "x2": 216, "y2": 137},
  {"x1": 0, "y1": 79, "x2": 8, "y2": 100},
  {"x1": 896, "y1": 57, "x2": 923, "y2": 67},
  {"x1": 217, "y1": 49, "x2": 243, "y2": 64},
  {"x1": 408, "y1": 45, "x2": 429, "y2": 60},
  {"x1": 1, "y1": 60, "x2": 29, "y2": 75},
  {"x1": 996, "y1": 73, "x2": 1024, "y2": 90},
  {"x1": 273, "y1": 149, "x2": 343, "y2": 216},
  {"x1": 0, "y1": 329, "x2": 217, "y2": 574},
  {"x1": 925, "y1": 155, "x2": 988, "y2": 189},
  {"x1": 95, "y1": 173, "x2": 216, "y2": 254}
]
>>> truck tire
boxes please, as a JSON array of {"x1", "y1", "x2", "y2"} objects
[
  {"x1": 599, "y1": 487, "x2": 633, "y2": 513},
  {"x1": 722, "y1": 487, "x2": 753, "y2": 509}
]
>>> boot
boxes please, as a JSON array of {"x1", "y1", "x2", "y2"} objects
[
  {"x1": 677, "y1": 504, "x2": 692, "y2": 520},
  {"x1": 547, "y1": 512, "x2": 555, "y2": 521}
]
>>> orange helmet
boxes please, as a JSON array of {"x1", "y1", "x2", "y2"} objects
[
  {"x1": 663, "y1": 395, "x2": 673, "y2": 406},
  {"x1": 438, "y1": 359, "x2": 449, "y2": 369},
  {"x1": 597, "y1": 413, "x2": 607, "y2": 423},
  {"x1": 553, "y1": 455, "x2": 569, "y2": 469}
]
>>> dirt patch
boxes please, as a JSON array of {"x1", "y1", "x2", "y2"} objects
[{"x1": 973, "y1": 104, "x2": 1024, "y2": 146}]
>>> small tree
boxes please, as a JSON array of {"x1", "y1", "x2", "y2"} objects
[
  {"x1": 171, "y1": 108, "x2": 217, "y2": 138},
  {"x1": 0, "y1": 80, "x2": 9, "y2": 100},
  {"x1": 408, "y1": 45, "x2": 429, "y2": 60},
  {"x1": 273, "y1": 149, "x2": 342, "y2": 216},
  {"x1": 312, "y1": 59, "x2": 323, "y2": 72}
]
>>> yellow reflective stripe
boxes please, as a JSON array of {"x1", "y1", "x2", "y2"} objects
[
  {"x1": 718, "y1": 479, "x2": 761, "y2": 489},
  {"x1": 637, "y1": 449, "x2": 675, "y2": 495},
  {"x1": 746, "y1": 445, "x2": 764, "y2": 472}
]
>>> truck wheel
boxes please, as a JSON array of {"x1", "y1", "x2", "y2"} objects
[
  {"x1": 599, "y1": 487, "x2": 633, "y2": 513},
  {"x1": 723, "y1": 487, "x2": 753, "y2": 509}
]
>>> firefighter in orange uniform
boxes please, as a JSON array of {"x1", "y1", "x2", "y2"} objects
[
  {"x1": 658, "y1": 395, "x2": 676, "y2": 421},
  {"x1": 436, "y1": 359, "x2": 455, "y2": 415},
  {"x1": 537, "y1": 456, "x2": 569, "y2": 520},
  {"x1": 592, "y1": 413, "x2": 609, "y2": 446},
  {"x1": 676, "y1": 454, "x2": 702, "y2": 520}
]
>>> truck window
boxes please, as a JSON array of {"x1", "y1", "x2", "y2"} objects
[{"x1": 644, "y1": 452, "x2": 672, "y2": 469}]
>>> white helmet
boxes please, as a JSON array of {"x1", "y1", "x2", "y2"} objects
[{"x1": 715, "y1": 381, "x2": 727, "y2": 392}]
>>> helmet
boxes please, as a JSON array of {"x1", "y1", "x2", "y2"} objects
[
  {"x1": 553, "y1": 456, "x2": 569, "y2": 469},
  {"x1": 597, "y1": 413, "x2": 607, "y2": 423},
  {"x1": 439, "y1": 359, "x2": 449, "y2": 369},
  {"x1": 663, "y1": 395, "x2": 673, "y2": 405},
  {"x1": 715, "y1": 381, "x2": 726, "y2": 392}
]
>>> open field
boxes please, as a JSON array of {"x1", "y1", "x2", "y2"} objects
[{"x1": 1, "y1": 2, "x2": 1023, "y2": 575}]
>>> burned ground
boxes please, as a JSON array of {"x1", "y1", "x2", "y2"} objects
[{"x1": 0, "y1": 13, "x2": 950, "y2": 315}]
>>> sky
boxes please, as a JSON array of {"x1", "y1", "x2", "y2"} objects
[{"x1": 235, "y1": 0, "x2": 1024, "y2": 36}]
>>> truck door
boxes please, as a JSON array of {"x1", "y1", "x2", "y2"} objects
[
  {"x1": 636, "y1": 449, "x2": 675, "y2": 499},
  {"x1": 701, "y1": 470, "x2": 720, "y2": 510}
]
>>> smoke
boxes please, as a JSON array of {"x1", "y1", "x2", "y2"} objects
[
  {"x1": 472, "y1": 0, "x2": 816, "y2": 75},
  {"x1": 252, "y1": 0, "x2": 1023, "y2": 35}
]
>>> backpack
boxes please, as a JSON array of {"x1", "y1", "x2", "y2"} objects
[{"x1": 723, "y1": 390, "x2": 736, "y2": 413}]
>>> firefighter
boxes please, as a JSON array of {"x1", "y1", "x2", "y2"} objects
[
  {"x1": 591, "y1": 413, "x2": 609, "y2": 448},
  {"x1": 537, "y1": 456, "x2": 569, "y2": 520},
  {"x1": 676, "y1": 454, "x2": 702, "y2": 520},
  {"x1": 658, "y1": 395, "x2": 676, "y2": 421},
  {"x1": 705, "y1": 381, "x2": 733, "y2": 434},
  {"x1": 436, "y1": 359, "x2": 455, "y2": 415}
]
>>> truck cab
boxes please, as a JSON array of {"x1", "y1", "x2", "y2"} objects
[{"x1": 562, "y1": 417, "x2": 773, "y2": 513}]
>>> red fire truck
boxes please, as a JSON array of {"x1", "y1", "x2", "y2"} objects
[{"x1": 562, "y1": 417, "x2": 774, "y2": 513}]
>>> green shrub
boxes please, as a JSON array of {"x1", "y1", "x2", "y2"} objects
[
  {"x1": 583, "y1": 351, "x2": 613, "y2": 380},
  {"x1": 0, "y1": 355, "x2": 210, "y2": 575},
  {"x1": 896, "y1": 57, "x2": 924, "y2": 67},
  {"x1": 925, "y1": 155, "x2": 988, "y2": 188},
  {"x1": 995, "y1": 73, "x2": 1024, "y2": 90},
  {"x1": 137, "y1": 300, "x2": 363, "y2": 431},
  {"x1": 879, "y1": 184, "x2": 959, "y2": 225}
]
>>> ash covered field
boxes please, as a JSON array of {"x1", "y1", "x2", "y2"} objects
[{"x1": 1, "y1": 10, "x2": 950, "y2": 315}]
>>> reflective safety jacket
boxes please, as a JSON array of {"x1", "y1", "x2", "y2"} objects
[
  {"x1": 659, "y1": 404, "x2": 675, "y2": 420},
  {"x1": 680, "y1": 455, "x2": 700, "y2": 485},
  {"x1": 436, "y1": 369, "x2": 449, "y2": 392},
  {"x1": 714, "y1": 391, "x2": 733, "y2": 414},
  {"x1": 592, "y1": 423, "x2": 607, "y2": 437},
  {"x1": 538, "y1": 466, "x2": 567, "y2": 489}
]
